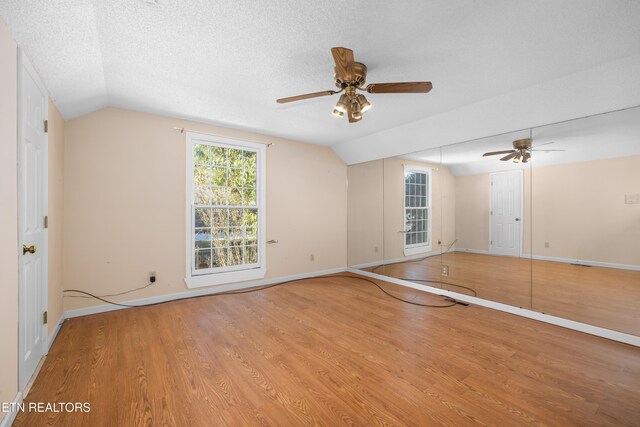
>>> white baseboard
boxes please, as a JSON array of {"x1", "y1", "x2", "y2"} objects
[
  {"x1": 350, "y1": 250, "x2": 441, "y2": 270},
  {"x1": 47, "y1": 314, "x2": 65, "y2": 352},
  {"x1": 522, "y1": 253, "x2": 640, "y2": 272},
  {"x1": 350, "y1": 268, "x2": 640, "y2": 347},
  {"x1": 65, "y1": 267, "x2": 347, "y2": 319},
  {"x1": 454, "y1": 249, "x2": 640, "y2": 271},
  {"x1": 0, "y1": 391, "x2": 23, "y2": 427},
  {"x1": 453, "y1": 248, "x2": 490, "y2": 255}
]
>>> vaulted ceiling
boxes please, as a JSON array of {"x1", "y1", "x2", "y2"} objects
[{"x1": 1, "y1": 0, "x2": 640, "y2": 148}]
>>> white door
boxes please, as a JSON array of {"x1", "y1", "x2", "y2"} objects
[
  {"x1": 18, "y1": 50, "x2": 49, "y2": 390},
  {"x1": 490, "y1": 171, "x2": 522, "y2": 257}
]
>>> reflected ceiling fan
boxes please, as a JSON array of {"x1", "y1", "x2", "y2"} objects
[
  {"x1": 482, "y1": 139, "x2": 563, "y2": 163},
  {"x1": 276, "y1": 47, "x2": 433, "y2": 123}
]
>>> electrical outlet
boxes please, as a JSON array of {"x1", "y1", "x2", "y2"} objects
[
  {"x1": 442, "y1": 265, "x2": 449, "y2": 276},
  {"x1": 545, "y1": 242, "x2": 550, "y2": 248},
  {"x1": 374, "y1": 246, "x2": 378, "y2": 253},
  {"x1": 149, "y1": 271, "x2": 156, "y2": 283},
  {"x1": 625, "y1": 193, "x2": 640, "y2": 204},
  {"x1": 310, "y1": 254, "x2": 315, "y2": 262}
]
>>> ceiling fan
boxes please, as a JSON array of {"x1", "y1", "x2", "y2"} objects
[
  {"x1": 482, "y1": 139, "x2": 564, "y2": 163},
  {"x1": 276, "y1": 47, "x2": 433, "y2": 123}
]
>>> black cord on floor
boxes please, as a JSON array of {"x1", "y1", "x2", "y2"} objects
[
  {"x1": 62, "y1": 274, "x2": 462, "y2": 309},
  {"x1": 369, "y1": 240, "x2": 477, "y2": 297}
]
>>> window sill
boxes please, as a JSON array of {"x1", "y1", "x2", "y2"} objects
[
  {"x1": 404, "y1": 245, "x2": 432, "y2": 257},
  {"x1": 184, "y1": 267, "x2": 266, "y2": 288}
]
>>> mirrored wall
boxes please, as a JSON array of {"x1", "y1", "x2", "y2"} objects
[{"x1": 348, "y1": 106, "x2": 640, "y2": 337}]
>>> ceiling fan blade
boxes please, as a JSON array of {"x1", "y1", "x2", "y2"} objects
[
  {"x1": 500, "y1": 152, "x2": 518, "y2": 161},
  {"x1": 365, "y1": 82, "x2": 432, "y2": 94},
  {"x1": 531, "y1": 141, "x2": 555, "y2": 148},
  {"x1": 331, "y1": 47, "x2": 355, "y2": 82},
  {"x1": 530, "y1": 149, "x2": 565, "y2": 152},
  {"x1": 276, "y1": 90, "x2": 337, "y2": 104},
  {"x1": 483, "y1": 150, "x2": 516, "y2": 157}
]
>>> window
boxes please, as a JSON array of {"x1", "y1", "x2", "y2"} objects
[
  {"x1": 403, "y1": 165, "x2": 432, "y2": 256},
  {"x1": 185, "y1": 132, "x2": 266, "y2": 288}
]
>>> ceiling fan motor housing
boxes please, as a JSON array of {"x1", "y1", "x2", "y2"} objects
[
  {"x1": 513, "y1": 138, "x2": 532, "y2": 150},
  {"x1": 334, "y1": 62, "x2": 368, "y2": 89}
]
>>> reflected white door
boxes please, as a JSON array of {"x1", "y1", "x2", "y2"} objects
[
  {"x1": 490, "y1": 171, "x2": 522, "y2": 257},
  {"x1": 18, "y1": 50, "x2": 48, "y2": 390}
]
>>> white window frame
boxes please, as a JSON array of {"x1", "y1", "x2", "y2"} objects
[
  {"x1": 403, "y1": 165, "x2": 432, "y2": 256},
  {"x1": 185, "y1": 132, "x2": 266, "y2": 288}
]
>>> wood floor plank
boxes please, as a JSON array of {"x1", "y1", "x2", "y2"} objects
[{"x1": 13, "y1": 274, "x2": 640, "y2": 426}]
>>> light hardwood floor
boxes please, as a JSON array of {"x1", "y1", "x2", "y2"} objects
[
  {"x1": 14, "y1": 274, "x2": 640, "y2": 426},
  {"x1": 370, "y1": 252, "x2": 640, "y2": 336}
]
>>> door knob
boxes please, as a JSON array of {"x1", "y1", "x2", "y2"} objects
[
  {"x1": 23, "y1": 244, "x2": 36, "y2": 255},
  {"x1": 515, "y1": 218, "x2": 520, "y2": 221}
]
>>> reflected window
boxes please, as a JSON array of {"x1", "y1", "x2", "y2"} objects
[{"x1": 403, "y1": 166, "x2": 432, "y2": 255}]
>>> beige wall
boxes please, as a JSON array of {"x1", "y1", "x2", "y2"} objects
[
  {"x1": 0, "y1": 17, "x2": 18, "y2": 420},
  {"x1": 48, "y1": 100, "x2": 65, "y2": 332},
  {"x1": 454, "y1": 173, "x2": 490, "y2": 252},
  {"x1": 63, "y1": 108, "x2": 347, "y2": 310},
  {"x1": 454, "y1": 157, "x2": 639, "y2": 266},
  {"x1": 383, "y1": 158, "x2": 456, "y2": 261},
  {"x1": 531, "y1": 155, "x2": 640, "y2": 266},
  {"x1": 347, "y1": 160, "x2": 384, "y2": 266}
]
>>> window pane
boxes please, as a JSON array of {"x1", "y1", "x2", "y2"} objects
[
  {"x1": 193, "y1": 164, "x2": 212, "y2": 186},
  {"x1": 212, "y1": 228, "x2": 228, "y2": 247},
  {"x1": 195, "y1": 249, "x2": 212, "y2": 270},
  {"x1": 228, "y1": 246, "x2": 243, "y2": 266},
  {"x1": 246, "y1": 227, "x2": 257, "y2": 244},
  {"x1": 194, "y1": 186, "x2": 210, "y2": 205},
  {"x1": 245, "y1": 245, "x2": 258, "y2": 263},
  {"x1": 212, "y1": 187, "x2": 228, "y2": 205},
  {"x1": 195, "y1": 229, "x2": 212, "y2": 249},
  {"x1": 229, "y1": 149, "x2": 243, "y2": 168},
  {"x1": 212, "y1": 167, "x2": 227, "y2": 186},
  {"x1": 229, "y1": 168, "x2": 243, "y2": 187},
  {"x1": 229, "y1": 228, "x2": 244, "y2": 246},
  {"x1": 212, "y1": 146, "x2": 227, "y2": 166},
  {"x1": 194, "y1": 208, "x2": 211, "y2": 228},
  {"x1": 194, "y1": 145, "x2": 211, "y2": 165},
  {"x1": 243, "y1": 151, "x2": 256, "y2": 170},
  {"x1": 243, "y1": 188, "x2": 256, "y2": 206},
  {"x1": 212, "y1": 209, "x2": 229, "y2": 227},
  {"x1": 243, "y1": 209, "x2": 258, "y2": 228},
  {"x1": 243, "y1": 169, "x2": 257, "y2": 188},
  {"x1": 229, "y1": 187, "x2": 242, "y2": 205},
  {"x1": 213, "y1": 248, "x2": 228, "y2": 267},
  {"x1": 229, "y1": 209, "x2": 243, "y2": 227}
]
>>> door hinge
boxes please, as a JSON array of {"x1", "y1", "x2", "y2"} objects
[
  {"x1": 490, "y1": 210, "x2": 493, "y2": 215},
  {"x1": 490, "y1": 240, "x2": 493, "y2": 245},
  {"x1": 44, "y1": 120, "x2": 49, "y2": 133},
  {"x1": 43, "y1": 311, "x2": 48, "y2": 325},
  {"x1": 44, "y1": 215, "x2": 49, "y2": 228}
]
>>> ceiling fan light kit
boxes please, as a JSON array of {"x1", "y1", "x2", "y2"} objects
[{"x1": 276, "y1": 47, "x2": 432, "y2": 123}]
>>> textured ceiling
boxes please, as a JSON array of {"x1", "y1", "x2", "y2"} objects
[{"x1": 1, "y1": 0, "x2": 640, "y2": 146}]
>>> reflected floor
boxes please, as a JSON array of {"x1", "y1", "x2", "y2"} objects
[{"x1": 365, "y1": 252, "x2": 640, "y2": 336}]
